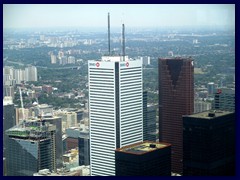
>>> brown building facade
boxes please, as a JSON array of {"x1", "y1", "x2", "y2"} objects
[{"x1": 158, "y1": 57, "x2": 194, "y2": 174}]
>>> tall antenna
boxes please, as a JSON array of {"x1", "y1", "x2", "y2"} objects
[
  {"x1": 108, "y1": 12, "x2": 111, "y2": 55},
  {"x1": 122, "y1": 24, "x2": 125, "y2": 61}
]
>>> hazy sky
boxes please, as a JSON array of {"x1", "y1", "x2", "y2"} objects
[{"x1": 3, "y1": 4, "x2": 235, "y2": 29}]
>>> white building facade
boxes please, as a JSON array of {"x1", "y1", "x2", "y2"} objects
[{"x1": 88, "y1": 57, "x2": 143, "y2": 176}]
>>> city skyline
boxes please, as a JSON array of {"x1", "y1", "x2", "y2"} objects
[{"x1": 3, "y1": 4, "x2": 235, "y2": 30}]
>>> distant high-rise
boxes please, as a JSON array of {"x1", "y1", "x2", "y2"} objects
[
  {"x1": 207, "y1": 82, "x2": 215, "y2": 96},
  {"x1": 64, "y1": 112, "x2": 77, "y2": 128},
  {"x1": 158, "y1": 57, "x2": 194, "y2": 174},
  {"x1": 214, "y1": 88, "x2": 235, "y2": 111},
  {"x1": 4, "y1": 86, "x2": 14, "y2": 100},
  {"x1": 183, "y1": 111, "x2": 235, "y2": 176},
  {"x1": 88, "y1": 57, "x2": 143, "y2": 176},
  {"x1": 25, "y1": 66, "x2": 37, "y2": 82},
  {"x1": 115, "y1": 141, "x2": 171, "y2": 176},
  {"x1": 5, "y1": 120, "x2": 56, "y2": 176},
  {"x1": 194, "y1": 100, "x2": 212, "y2": 113},
  {"x1": 51, "y1": 54, "x2": 57, "y2": 64},
  {"x1": 14, "y1": 69, "x2": 25, "y2": 84}
]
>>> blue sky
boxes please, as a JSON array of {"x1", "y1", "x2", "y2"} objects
[{"x1": 3, "y1": 4, "x2": 235, "y2": 29}]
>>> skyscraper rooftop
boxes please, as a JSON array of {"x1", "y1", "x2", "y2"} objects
[
  {"x1": 184, "y1": 110, "x2": 232, "y2": 119},
  {"x1": 116, "y1": 141, "x2": 171, "y2": 155},
  {"x1": 6, "y1": 120, "x2": 56, "y2": 140}
]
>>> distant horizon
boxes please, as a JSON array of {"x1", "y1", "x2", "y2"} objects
[
  {"x1": 3, "y1": 4, "x2": 235, "y2": 30},
  {"x1": 3, "y1": 25, "x2": 235, "y2": 34}
]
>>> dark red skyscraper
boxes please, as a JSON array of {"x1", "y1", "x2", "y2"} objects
[{"x1": 158, "y1": 57, "x2": 194, "y2": 174}]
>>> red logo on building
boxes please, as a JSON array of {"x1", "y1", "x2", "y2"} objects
[
  {"x1": 217, "y1": 89, "x2": 222, "y2": 94},
  {"x1": 96, "y1": 62, "x2": 100, "y2": 67},
  {"x1": 126, "y1": 62, "x2": 129, "y2": 67}
]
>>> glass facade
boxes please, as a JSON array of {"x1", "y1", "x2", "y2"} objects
[{"x1": 5, "y1": 121, "x2": 56, "y2": 176}]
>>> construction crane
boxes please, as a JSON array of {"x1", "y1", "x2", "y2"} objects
[{"x1": 19, "y1": 87, "x2": 25, "y2": 121}]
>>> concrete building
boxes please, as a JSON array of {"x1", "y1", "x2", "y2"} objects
[
  {"x1": 88, "y1": 57, "x2": 143, "y2": 176},
  {"x1": 51, "y1": 54, "x2": 57, "y2": 64},
  {"x1": 194, "y1": 100, "x2": 212, "y2": 113},
  {"x1": 42, "y1": 85, "x2": 53, "y2": 94},
  {"x1": 4, "y1": 86, "x2": 15, "y2": 100},
  {"x1": 68, "y1": 56, "x2": 76, "y2": 64},
  {"x1": 14, "y1": 69, "x2": 25, "y2": 84},
  {"x1": 65, "y1": 112, "x2": 77, "y2": 128},
  {"x1": 25, "y1": 65, "x2": 37, "y2": 82}
]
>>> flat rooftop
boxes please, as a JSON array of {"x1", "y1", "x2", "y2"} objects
[
  {"x1": 184, "y1": 110, "x2": 233, "y2": 119},
  {"x1": 101, "y1": 55, "x2": 129, "y2": 62},
  {"x1": 116, "y1": 141, "x2": 171, "y2": 155}
]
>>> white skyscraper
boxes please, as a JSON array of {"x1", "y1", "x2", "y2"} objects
[
  {"x1": 88, "y1": 56, "x2": 143, "y2": 176},
  {"x1": 14, "y1": 69, "x2": 25, "y2": 84}
]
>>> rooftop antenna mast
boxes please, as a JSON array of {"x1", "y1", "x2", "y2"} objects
[
  {"x1": 122, "y1": 23, "x2": 125, "y2": 61},
  {"x1": 108, "y1": 12, "x2": 111, "y2": 55}
]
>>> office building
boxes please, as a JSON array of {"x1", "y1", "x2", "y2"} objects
[
  {"x1": 146, "y1": 105, "x2": 157, "y2": 141},
  {"x1": 5, "y1": 120, "x2": 56, "y2": 176},
  {"x1": 64, "y1": 112, "x2": 77, "y2": 128},
  {"x1": 143, "y1": 92, "x2": 156, "y2": 142},
  {"x1": 207, "y1": 82, "x2": 215, "y2": 96},
  {"x1": 43, "y1": 116, "x2": 63, "y2": 168},
  {"x1": 158, "y1": 57, "x2": 194, "y2": 174},
  {"x1": 88, "y1": 57, "x2": 143, "y2": 176},
  {"x1": 65, "y1": 127, "x2": 80, "y2": 151},
  {"x1": 3, "y1": 97, "x2": 16, "y2": 157},
  {"x1": 143, "y1": 91, "x2": 148, "y2": 141},
  {"x1": 183, "y1": 111, "x2": 235, "y2": 176},
  {"x1": 78, "y1": 131, "x2": 90, "y2": 166},
  {"x1": 214, "y1": 88, "x2": 235, "y2": 111},
  {"x1": 115, "y1": 141, "x2": 171, "y2": 176}
]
